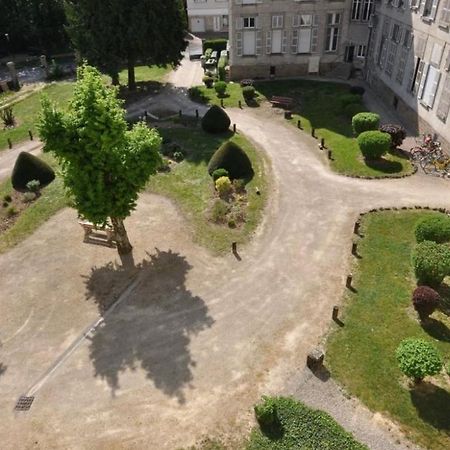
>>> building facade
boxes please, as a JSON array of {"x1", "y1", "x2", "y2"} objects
[
  {"x1": 187, "y1": 0, "x2": 229, "y2": 34},
  {"x1": 367, "y1": 0, "x2": 450, "y2": 145},
  {"x1": 228, "y1": 0, "x2": 374, "y2": 79}
]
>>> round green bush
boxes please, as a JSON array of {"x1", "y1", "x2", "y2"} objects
[
  {"x1": 214, "y1": 81, "x2": 227, "y2": 97},
  {"x1": 412, "y1": 240, "x2": 450, "y2": 286},
  {"x1": 415, "y1": 215, "x2": 450, "y2": 243},
  {"x1": 344, "y1": 103, "x2": 366, "y2": 119},
  {"x1": 412, "y1": 286, "x2": 441, "y2": 320},
  {"x1": 201, "y1": 105, "x2": 231, "y2": 134},
  {"x1": 242, "y1": 85, "x2": 256, "y2": 101},
  {"x1": 352, "y1": 112, "x2": 380, "y2": 135},
  {"x1": 379, "y1": 124, "x2": 407, "y2": 149},
  {"x1": 396, "y1": 338, "x2": 442, "y2": 382},
  {"x1": 207, "y1": 140, "x2": 253, "y2": 179},
  {"x1": 202, "y1": 76, "x2": 214, "y2": 88},
  {"x1": 212, "y1": 168, "x2": 229, "y2": 182},
  {"x1": 254, "y1": 396, "x2": 280, "y2": 430},
  {"x1": 357, "y1": 130, "x2": 391, "y2": 160},
  {"x1": 11, "y1": 152, "x2": 55, "y2": 191}
]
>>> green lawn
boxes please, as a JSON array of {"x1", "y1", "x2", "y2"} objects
[
  {"x1": 327, "y1": 211, "x2": 450, "y2": 450},
  {"x1": 118, "y1": 65, "x2": 171, "y2": 84},
  {"x1": 0, "y1": 154, "x2": 69, "y2": 254},
  {"x1": 147, "y1": 126, "x2": 268, "y2": 254},
  {"x1": 253, "y1": 80, "x2": 413, "y2": 178},
  {"x1": 194, "y1": 82, "x2": 258, "y2": 108},
  {"x1": 0, "y1": 82, "x2": 75, "y2": 151}
]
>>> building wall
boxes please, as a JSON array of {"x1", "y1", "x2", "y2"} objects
[
  {"x1": 367, "y1": 0, "x2": 450, "y2": 145},
  {"x1": 229, "y1": 0, "x2": 373, "y2": 79},
  {"x1": 187, "y1": 0, "x2": 229, "y2": 33}
]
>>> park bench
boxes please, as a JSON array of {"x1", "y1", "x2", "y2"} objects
[
  {"x1": 270, "y1": 96, "x2": 293, "y2": 109},
  {"x1": 78, "y1": 219, "x2": 116, "y2": 247}
]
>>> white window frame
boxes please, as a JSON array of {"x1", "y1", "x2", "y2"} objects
[{"x1": 272, "y1": 15, "x2": 284, "y2": 29}]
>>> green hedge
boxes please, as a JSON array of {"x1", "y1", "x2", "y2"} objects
[
  {"x1": 202, "y1": 39, "x2": 227, "y2": 54},
  {"x1": 247, "y1": 396, "x2": 367, "y2": 450},
  {"x1": 415, "y1": 215, "x2": 450, "y2": 243},
  {"x1": 352, "y1": 112, "x2": 380, "y2": 135},
  {"x1": 357, "y1": 130, "x2": 391, "y2": 160},
  {"x1": 412, "y1": 240, "x2": 450, "y2": 286}
]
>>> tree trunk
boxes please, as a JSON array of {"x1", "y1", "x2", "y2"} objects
[
  {"x1": 127, "y1": 57, "x2": 136, "y2": 91},
  {"x1": 111, "y1": 72, "x2": 120, "y2": 86},
  {"x1": 111, "y1": 217, "x2": 133, "y2": 255}
]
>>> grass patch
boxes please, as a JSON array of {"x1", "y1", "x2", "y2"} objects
[
  {"x1": 0, "y1": 154, "x2": 69, "y2": 254},
  {"x1": 147, "y1": 126, "x2": 268, "y2": 254},
  {"x1": 118, "y1": 65, "x2": 171, "y2": 84},
  {"x1": 327, "y1": 211, "x2": 450, "y2": 450},
  {"x1": 0, "y1": 82, "x2": 75, "y2": 151},
  {"x1": 253, "y1": 80, "x2": 413, "y2": 178},
  {"x1": 247, "y1": 396, "x2": 366, "y2": 449},
  {"x1": 194, "y1": 83, "x2": 259, "y2": 108}
]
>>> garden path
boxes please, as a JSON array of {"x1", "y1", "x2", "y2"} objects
[{"x1": 0, "y1": 106, "x2": 449, "y2": 449}]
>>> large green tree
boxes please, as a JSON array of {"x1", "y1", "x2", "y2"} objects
[
  {"x1": 38, "y1": 64, "x2": 162, "y2": 255},
  {"x1": 65, "y1": 0, "x2": 187, "y2": 89}
]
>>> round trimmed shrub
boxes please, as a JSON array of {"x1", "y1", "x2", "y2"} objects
[
  {"x1": 11, "y1": 152, "x2": 55, "y2": 191},
  {"x1": 201, "y1": 105, "x2": 231, "y2": 134},
  {"x1": 254, "y1": 396, "x2": 280, "y2": 430},
  {"x1": 412, "y1": 286, "x2": 441, "y2": 320},
  {"x1": 242, "y1": 85, "x2": 256, "y2": 101},
  {"x1": 208, "y1": 140, "x2": 253, "y2": 179},
  {"x1": 344, "y1": 103, "x2": 366, "y2": 119},
  {"x1": 215, "y1": 176, "x2": 232, "y2": 198},
  {"x1": 352, "y1": 112, "x2": 380, "y2": 135},
  {"x1": 202, "y1": 76, "x2": 214, "y2": 88},
  {"x1": 214, "y1": 81, "x2": 227, "y2": 97},
  {"x1": 357, "y1": 130, "x2": 391, "y2": 160},
  {"x1": 415, "y1": 215, "x2": 450, "y2": 243},
  {"x1": 379, "y1": 124, "x2": 407, "y2": 149},
  {"x1": 396, "y1": 338, "x2": 443, "y2": 382},
  {"x1": 412, "y1": 240, "x2": 450, "y2": 286},
  {"x1": 212, "y1": 168, "x2": 229, "y2": 182},
  {"x1": 349, "y1": 85, "x2": 365, "y2": 96}
]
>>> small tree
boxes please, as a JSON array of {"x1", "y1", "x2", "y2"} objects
[
  {"x1": 38, "y1": 65, "x2": 162, "y2": 255},
  {"x1": 214, "y1": 81, "x2": 227, "y2": 97},
  {"x1": 357, "y1": 130, "x2": 391, "y2": 160},
  {"x1": 396, "y1": 338, "x2": 443, "y2": 383},
  {"x1": 352, "y1": 112, "x2": 380, "y2": 135},
  {"x1": 412, "y1": 286, "x2": 441, "y2": 321}
]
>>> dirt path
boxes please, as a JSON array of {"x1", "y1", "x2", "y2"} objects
[{"x1": 0, "y1": 107, "x2": 449, "y2": 449}]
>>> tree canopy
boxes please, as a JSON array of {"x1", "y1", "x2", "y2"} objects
[
  {"x1": 38, "y1": 64, "x2": 162, "y2": 254},
  {"x1": 65, "y1": 0, "x2": 187, "y2": 88}
]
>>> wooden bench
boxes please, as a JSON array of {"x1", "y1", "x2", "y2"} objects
[
  {"x1": 78, "y1": 220, "x2": 115, "y2": 246},
  {"x1": 270, "y1": 96, "x2": 293, "y2": 109}
]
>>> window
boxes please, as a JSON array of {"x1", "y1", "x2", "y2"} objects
[
  {"x1": 385, "y1": 42, "x2": 398, "y2": 76},
  {"x1": 351, "y1": 0, "x2": 362, "y2": 20},
  {"x1": 391, "y1": 24, "x2": 402, "y2": 43},
  {"x1": 420, "y1": 65, "x2": 441, "y2": 108},
  {"x1": 357, "y1": 45, "x2": 367, "y2": 57},
  {"x1": 362, "y1": 0, "x2": 374, "y2": 20},
  {"x1": 272, "y1": 15, "x2": 283, "y2": 29},
  {"x1": 396, "y1": 48, "x2": 409, "y2": 84},
  {"x1": 430, "y1": 43, "x2": 443, "y2": 67},
  {"x1": 243, "y1": 17, "x2": 256, "y2": 29},
  {"x1": 422, "y1": 0, "x2": 439, "y2": 20},
  {"x1": 437, "y1": 75, "x2": 450, "y2": 121},
  {"x1": 402, "y1": 29, "x2": 412, "y2": 49},
  {"x1": 325, "y1": 13, "x2": 341, "y2": 52},
  {"x1": 291, "y1": 15, "x2": 318, "y2": 54},
  {"x1": 440, "y1": 0, "x2": 450, "y2": 26}
]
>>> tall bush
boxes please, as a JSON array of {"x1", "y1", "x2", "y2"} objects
[
  {"x1": 352, "y1": 112, "x2": 380, "y2": 135},
  {"x1": 396, "y1": 338, "x2": 442, "y2": 383},
  {"x1": 214, "y1": 81, "x2": 227, "y2": 97},
  {"x1": 412, "y1": 240, "x2": 450, "y2": 286},
  {"x1": 201, "y1": 105, "x2": 231, "y2": 134},
  {"x1": 11, "y1": 152, "x2": 55, "y2": 191},
  {"x1": 357, "y1": 130, "x2": 391, "y2": 160},
  {"x1": 415, "y1": 215, "x2": 450, "y2": 243},
  {"x1": 242, "y1": 86, "x2": 256, "y2": 101},
  {"x1": 208, "y1": 140, "x2": 253, "y2": 179}
]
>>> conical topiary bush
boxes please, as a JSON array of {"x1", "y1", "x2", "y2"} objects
[
  {"x1": 201, "y1": 105, "x2": 231, "y2": 134},
  {"x1": 208, "y1": 140, "x2": 253, "y2": 179},
  {"x1": 11, "y1": 152, "x2": 55, "y2": 191}
]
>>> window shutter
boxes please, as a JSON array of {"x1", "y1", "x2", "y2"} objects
[
  {"x1": 418, "y1": 63, "x2": 429, "y2": 98},
  {"x1": 281, "y1": 30, "x2": 288, "y2": 54},
  {"x1": 292, "y1": 15, "x2": 300, "y2": 27},
  {"x1": 436, "y1": 75, "x2": 450, "y2": 121},
  {"x1": 428, "y1": 70, "x2": 441, "y2": 107},
  {"x1": 256, "y1": 31, "x2": 262, "y2": 55},
  {"x1": 236, "y1": 31, "x2": 243, "y2": 56},
  {"x1": 291, "y1": 30, "x2": 299, "y2": 54},
  {"x1": 430, "y1": 0, "x2": 440, "y2": 19},
  {"x1": 266, "y1": 31, "x2": 272, "y2": 55},
  {"x1": 236, "y1": 18, "x2": 243, "y2": 30},
  {"x1": 311, "y1": 27, "x2": 319, "y2": 53},
  {"x1": 416, "y1": 36, "x2": 426, "y2": 58},
  {"x1": 408, "y1": 57, "x2": 418, "y2": 92},
  {"x1": 445, "y1": 50, "x2": 450, "y2": 71}
]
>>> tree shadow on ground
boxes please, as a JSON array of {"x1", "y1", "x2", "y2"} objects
[
  {"x1": 0, "y1": 362, "x2": 6, "y2": 378},
  {"x1": 120, "y1": 81, "x2": 165, "y2": 108},
  {"x1": 364, "y1": 158, "x2": 403, "y2": 174},
  {"x1": 422, "y1": 318, "x2": 450, "y2": 343},
  {"x1": 436, "y1": 285, "x2": 450, "y2": 316},
  {"x1": 84, "y1": 249, "x2": 214, "y2": 403},
  {"x1": 410, "y1": 382, "x2": 450, "y2": 432}
]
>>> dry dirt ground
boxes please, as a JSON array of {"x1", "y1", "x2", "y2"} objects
[{"x1": 0, "y1": 107, "x2": 449, "y2": 449}]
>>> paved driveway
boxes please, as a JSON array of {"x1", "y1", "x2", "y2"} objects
[{"x1": 0, "y1": 107, "x2": 448, "y2": 449}]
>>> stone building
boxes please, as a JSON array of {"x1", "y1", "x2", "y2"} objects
[
  {"x1": 228, "y1": 0, "x2": 374, "y2": 79},
  {"x1": 367, "y1": 1, "x2": 450, "y2": 145},
  {"x1": 187, "y1": 0, "x2": 229, "y2": 35}
]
